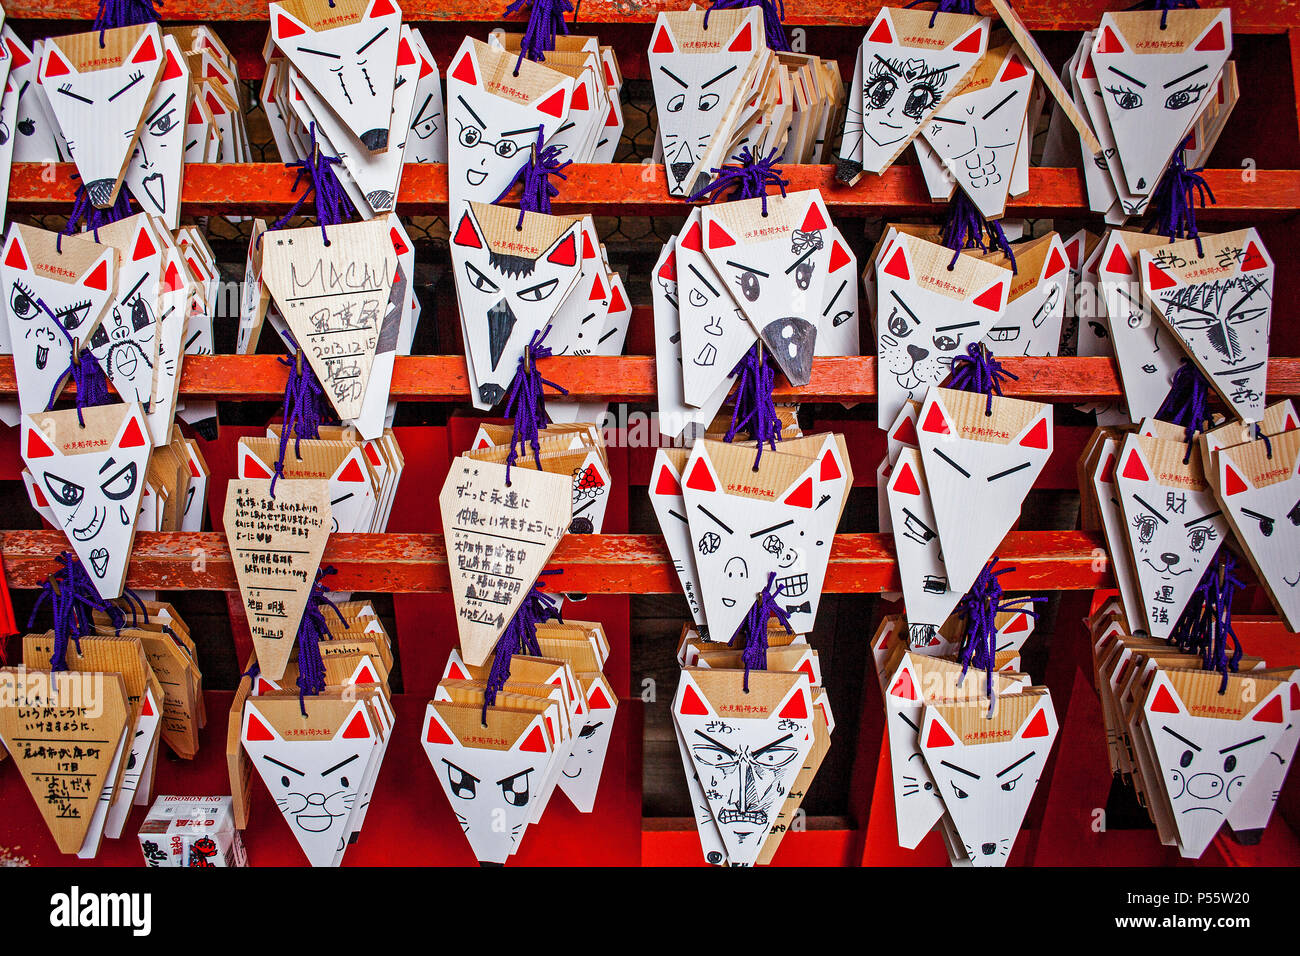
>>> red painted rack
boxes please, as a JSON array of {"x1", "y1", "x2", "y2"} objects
[{"x1": 1, "y1": 0, "x2": 1300, "y2": 867}]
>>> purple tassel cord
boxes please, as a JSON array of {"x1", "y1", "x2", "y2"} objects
[
  {"x1": 940, "y1": 191, "x2": 1017, "y2": 274},
  {"x1": 36, "y1": 298, "x2": 112, "y2": 423},
  {"x1": 495, "y1": 126, "x2": 571, "y2": 225},
  {"x1": 503, "y1": 0, "x2": 574, "y2": 68},
  {"x1": 93, "y1": 0, "x2": 161, "y2": 44},
  {"x1": 1130, "y1": 0, "x2": 1200, "y2": 31},
  {"x1": 294, "y1": 567, "x2": 346, "y2": 713},
  {"x1": 60, "y1": 178, "x2": 136, "y2": 242},
  {"x1": 271, "y1": 344, "x2": 326, "y2": 498},
  {"x1": 27, "y1": 553, "x2": 131, "y2": 671},
  {"x1": 1167, "y1": 551, "x2": 1243, "y2": 694},
  {"x1": 728, "y1": 572, "x2": 795, "y2": 691},
  {"x1": 503, "y1": 327, "x2": 568, "y2": 485},
  {"x1": 955, "y1": 558, "x2": 1045, "y2": 712},
  {"x1": 905, "y1": 0, "x2": 978, "y2": 28},
  {"x1": 1154, "y1": 359, "x2": 1213, "y2": 460},
  {"x1": 482, "y1": 570, "x2": 564, "y2": 720},
  {"x1": 688, "y1": 147, "x2": 790, "y2": 217},
  {"x1": 705, "y1": 0, "x2": 792, "y2": 53},
  {"x1": 1143, "y1": 138, "x2": 1214, "y2": 257},
  {"x1": 724, "y1": 344, "x2": 783, "y2": 470},
  {"x1": 947, "y1": 341, "x2": 1016, "y2": 417}
]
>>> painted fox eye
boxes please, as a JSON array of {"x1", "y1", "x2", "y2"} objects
[
  {"x1": 902, "y1": 82, "x2": 940, "y2": 120},
  {"x1": 795, "y1": 261, "x2": 812, "y2": 290},
  {"x1": 755, "y1": 746, "x2": 798, "y2": 769},
  {"x1": 457, "y1": 124, "x2": 481, "y2": 148},
  {"x1": 281, "y1": 776, "x2": 290, "y2": 787},
  {"x1": 464, "y1": 262, "x2": 499, "y2": 294},
  {"x1": 340, "y1": 776, "x2": 350, "y2": 788},
  {"x1": 1000, "y1": 775, "x2": 1021, "y2": 792},
  {"x1": 692, "y1": 746, "x2": 733, "y2": 768},
  {"x1": 43, "y1": 472, "x2": 84, "y2": 507},
  {"x1": 1223, "y1": 754, "x2": 1237, "y2": 773},
  {"x1": 738, "y1": 271, "x2": 760, "y2": 302},
  {"x1": 865, "y1": 75, "x2": 896, "y2": 109},
  {"x1": 9, "y1": 282, "x2": 36, "y2": 321},
  {"x1": 698, "y1": 93, "x2": 719, "y2": 112},
  {"x1": 518, "y1": 278, "x2": 559, "y2": 302},
  {"x1": 100, "y1": 462, "x2": 138, "y2": 501},
  {"x1": 689, "y1": 288, "x2": 707, "y2": 307},
  {"x1": 1105, "y1": 85, "x2": 1142, "y2": 110},
  {"x1": 1180, "y1": 750, "x2": 1193, "y2": 768},
  {"x1": 667, "y1": 93, "x2": 685, "y2": 113},
  {"x1": 887, "y1": 309, "x2": 910, "y2": 338},
  {"x1": 933, "y1": 334, "x2": 959, "y2": 351},
  {"x1": 1164, "y1": 84, "x2": 1206, "y2": 111},
  {"x1": 952, "y1": 784, "x2": 969, "y2": 799}
]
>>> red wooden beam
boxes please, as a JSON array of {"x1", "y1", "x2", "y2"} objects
[
  {"x1": 8, "y1": 163, "x2": 1300, "y2": 218},
  {"x1": 3, "y1": 354, "x2": 1299, "y2": 403},
  {"x1": 0, "y1": 529, "x2": 1114, "y2": 593},
  {"x1": 5, "y1": 0, "x2": 1298, "y2": 31}
]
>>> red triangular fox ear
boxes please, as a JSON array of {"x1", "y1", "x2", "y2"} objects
[
  {"x1": 706, "y1": 218, "x2": 736, "y2": 250},
  {"x1": 866, "y1": 10, "x2": 894, "y2": 44},
  {"x1": 650, "y1": 22, "x2": 676, "y2": 54},
  {"x1": 132, "y1": 223, "x2": 158, "y2": 262},
  {"x1": 1019, "y1": 702, "x2": 1051, "y2": 739},
  {"x1": 115, "y1": 411, "x2": 148, "y2": 450},
  {"x1": 924, "y1": 712, "x2": 957, "y2": 749},
  {"x1": 424, "y1": 706, "x2": 455, "y2": 746},
  {"x1": 1147, "y1": 675, "x2": 1183, "y2": 715},
  {"x1": 130, "y1": 29, "x2": 160, "y2": 64},
  {"x1": 42, "y1": 46, "x2": 73, "y2": 78},
  {"x1": 676, "y1": 672, "x2": 713, "y2": 717},
  {"x1": 951, "y1": 23, "x2": 984, "y2": 54},
  {"x1": 1095, "y1": 23, "x2": 1128, "y2": 55},
  {"x1": 244, "y1": 701, "x2": 279, "y2": 741},
  {"x1": 81, "y1": 255, "x2": 111, "y2": 292},
  {"x1": 449, "y1": 46, "x2": 477, "y2": 86},
  {"x1": 3, "y1": 231, "x2": 30, "y2": 272},
  {"x1": 514, "y1": 716, "x2": 551, "y2": 753},
  {"x1": 24, "y1": 423, "x2": 57, "y2": 460},
  {"x1": 272, "y1": 10, "x2": 310, "y2": 41},
  {"x1": 683, "y1": 450, "x2": 718, "y2": 494},
  {"x1": 339, "y1": 704, "x2": 374, "y2": 740}
]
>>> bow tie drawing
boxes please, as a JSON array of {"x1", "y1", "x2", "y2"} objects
[{"x1": 784, "y1": 601, "x2": 811, "y2": 614}]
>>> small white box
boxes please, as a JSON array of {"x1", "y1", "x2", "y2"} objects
[{"x1": 138, "y1": 795, "x2": 248, "y2": 867}]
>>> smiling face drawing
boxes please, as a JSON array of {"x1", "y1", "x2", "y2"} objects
[
  {"x1": 125, "y1": 38, "x2": 187, "y2": 226},
  {"x1": 864, "y1": 56, "x2": 952, "y2": 147}
]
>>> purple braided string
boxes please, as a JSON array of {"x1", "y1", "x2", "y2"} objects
[
  {"x1": 1143, "y1": 138, "x2": 1215, "y2": 257},
  {"x1": 294, "y1": 567, "x2": 346, "y2": 714},
  {"x1": 1154, "y1": 359, "x2": 1212, "y2": 461},
  {"x1": 35, "y1": 298, "x2": 112, "y2": 424},
  {"x1": 688, "y1": 147, "x2": 790, "y2": 218},
  {"x1": 503, "y1": 326, "x2": 568, "y2": 484},
  {"x1": 728, "y1": 571, "x2": 794, "y2": 691},
  {"x1": 268, "y1": 122, "x2": 358, "y2": 245},
  {"x1": 947, "y1": 341, "x2": 1017, "y2": 417},
  {"x1": 495, "y1": 126, "x2": 571, "y2": 227},
  {"x1": 27, "y1": 553, "x2": 123, "y2": 670},
  {"x1": 92, "y1": 0, "x2": 161, "y2": 45},
  {"x1": 1128, "y1": 0, "x2": 1200, "y2": 30},
  {"x1": 503, "y1": 0, "x2": 574, "y2": 68},
  {"x1": 1168, "y1": 550, "x2": 1240, "y2": 693},
  {"x1": 724, "y1": 343, "x2": 783, "y2": 470},
  {"x1": 270, "y1": 340, "x2": 326, "y2": 499},
  {"x1": 60, "y1": 179, "x2": 136, "y2": 250},
  {"x1": 481, "y1": 569, "x2": 564, "y2": 721},
  {"x1": 955, "y1": 557, "x2": 1046, "y2": 713},
  {"x1": 940, "y1": 190, "x2": 1017, "y2": 274},
  {"x1": 905, "y1": 0, "x2": 978, "y2": 28},
  {"x1": 704, "y1": 0, "x2": 791, "y2": 53}
]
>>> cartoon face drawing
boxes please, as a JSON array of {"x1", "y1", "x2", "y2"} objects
[
  {"x1": 701, "y1": 191, "x2": 833, "y2": 386},
  {"x1": 916, "y1": 388, "x2": 1053, "y2": 596},
  {"x1": 445, "y1": 38, "x2": 571, "y2": 207},
  {"x1": 2, "y1": 223, "x2": 117, "y2": 415},
  {"x1": 1114, "y1": 434, "x2": 1227, "y2": 638},
  {"x1": 1090, "y1": 10, "x2": 1231, "y2": 195},
  {"x1": 888, "y1": 450, "x2": 962, "y2": 640},
  {"x1": 1142, "y1": 230, "x2": 1273, "y2": 422},
  {"x1": 422, "y1": 701, "x2": 555, "y2": 864},
  {"x1": 124, "y1": 38, "x2": 187, "y2": 228},
  {"x1": 920, "y1": 694, "x2": 1057, "y2": 867},
  {"x1": 243, "y1": 699, "x2": 377, "y2": 867},
  {"x1": 270, "y1": 0, "x2": 402, "y2": 152},
  {"x1": 21, "y1": 404, "x2": 151, "y2": 598},
  {"x1": 921, "y1": 50, "x2": 1033, "y2": 219},
  {"x1": 850, "y1": 8, "x2": 987, "y2": 174},
  {"x1": 982, "y1": 234, "x2": 1070, "y2": 357},
  {"x1": 1144, "y1": 671, "x2": 1287, "y2": 858},
  {"x1": 39, "y1": 24, "x2": 164, "y2": 207},
  {"x1": 673, "y1": 669, "x2": 814, "y2": 866},
  {"x1": 873, "y1": 232, "x2": 1008, "y2": 428},
  {"x1": 449, "y1": 202, "x2": 582, "y2": 408},
  {"x1": 556, "y1": 680, "x2": 618, "y2": 813}
]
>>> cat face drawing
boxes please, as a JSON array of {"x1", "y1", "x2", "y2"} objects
[
  {"x1": 701, "y1": 190, "x2": 833, "y2": 386},
  {"x1": 1090, "y1": 9, "x2": 1231, "y2": 196},
  {"x1": 38, "y1": 24, "x2": 163, "y2": 208},
  {"x1": 270, "y1": 0, "x2": 403, "y2": 152},
  {"x1": 422, "y1": 700, "x2": 555, "y2": 864},
  {"x1": 873, "y1": 231, "x2": 1008, "y2": 428},
  {"x1": 20, "y1": 403, "x2": 151, "y2": 599},
  {"x1": 673, "y1": 668, "x2": 814, "y2": 867},
  {"x1": 1144, "y1": 670, "x2": 1288, "y2": 858},
  {"x1": 1114, "y1": 433, "x2": 1226, "y2": 638},
  {"x1": 124, "y1": 37, "x2": 188, "y2": 229},
  {"x1": 242, "y1": 697, "x2": 379, "y2": 867},
  {"x1": 850, "y1": 8, "x2": 987, "y2": 174},
  {"x1": 648, "y1": 8, "x2": 765, "y2": 196},
  {"x1": 445, "y1": 37, "x2": 572, "y2": 208},
  {"x1": 450, "y1": 202, "x2": 583, "y2": 408},
  {"x1": 2, "y1": 222, "x2": 117, "y2": 415},
  {"x1": 920, "y1": 692, "x2": 1058, "y2": 867}
]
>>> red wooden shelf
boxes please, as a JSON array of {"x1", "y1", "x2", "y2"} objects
[
  {"x1": 9, "y1": 163, "x2": 1300, "y2": 218},
  {"x1": 0, "y1": 529, "x2": 1114, "y2": 593},
  {"x1": 2, "y1": 353, "x2": 1299, "y2": 404},
  {"x1": 5, "y1": 0, "x2": 1299, "y2": 31}
]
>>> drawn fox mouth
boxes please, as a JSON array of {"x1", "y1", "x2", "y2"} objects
[
  {"x1": 294, "y1": 808, "x2": 343, "y2": 832},
  {"x1": 465, "y1": 168, "x2": 488, "y2": 186},
  {"x1": 775, "y1": 573, "x2": 808, "y2": 597},
  {"x1": 718, "y1": 809, "x2": 767, "y2": 825},
  {"x1": 36, "y1": 345, "x2": 49, "y2": 369}
]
